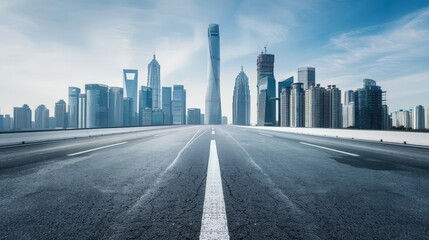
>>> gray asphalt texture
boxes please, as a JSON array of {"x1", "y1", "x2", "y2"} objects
[{"x1": 1, "y1": 125, "x2": 429, "y2": 239}]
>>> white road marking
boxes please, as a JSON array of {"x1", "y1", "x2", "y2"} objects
[
  {"x1": 258, "y1": 133, "x2": 273, "y2": 137},
  {"x1": 299, "y1": 142, "x2": 360, "y2": 157},
  {"x1": 212, "y1": 130, "x2": 215, "y2": 135},
  {"x1": 200, "y1": 140, "x2": 229, "y2": 240},
  {"x1": 67, "y1": 142, "x2": 128, "y2": 157}
]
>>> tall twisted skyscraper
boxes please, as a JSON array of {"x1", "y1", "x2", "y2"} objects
[
  {"x1": 205, "y1": 24, "x2": 222, "y2": 124},
  {"x1": 147, "y1": 54, "x2": 161, "y2": 109}
]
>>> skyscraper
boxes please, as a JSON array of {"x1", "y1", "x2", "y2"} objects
[
  {"x1": 257, "y1": 76, "x2": 276, "y2": 126},
  {"x1": 123, "y1": 69, "x2": 138, "y2": 125},
  {"x1": 354, "y1": 79, "x2": 383, "y2": 129},
  {"x1": 55, "y1": 100, "x2": 67, "y2": 128},
  {"x1": 232, "y1": 67, "x2": 250, "y2": 126},
  {"x1": 256, "y1": 49, "x2": 274, "y2": 125},
  {"x1": 85, "y1": 84, "x2": 108, "y2": 128},
  {"x1": 172, "y1": 85, "x2": 186, "y2": 125},
  {"x1": 343, "y1": 90, "x2": 355, "y2": 128},
  {"x1": 151, "y1": 109, "x2": 164, "y2": 125},
  {"x1": 280, "y1": 87, "x2": 292, "y2": 127},
  {"x1": 78, "y1": 93, "x2": 86, "y2": 128},
  {"x1": 147, "y1": 54, "x2": 161, "y2": 109},
  {"x1": 278, "y1": 77, "x2": 293, "y2": 125},
  {"x1": 205, "y1": 23, "x2": 222, "y2": 124},
  {"x1": 13, "y1": 104, "x2": 31, "y2": 130},
  {"x1": 35, "y1": 105, "x2": 50, "y2": 129},
  {"x1": 426, "y1": 106, "x2": 429, "y2": 129},
  {"x1": 162, "y1": 87, "x2": 172, "y2": 125},
  {"x1": 298, "y1": 67, "x2": 316, "y2": 90},
  {"x1": 68, "y1": 87, "x2": 80, "y2": 129},
  {"x1": 413, "y1": 105, "x2": 425, "y2": 130},
  {"x1": 108, "y1": 87, "x2": 124, "y2": 127},
  {"x1": 139, "y1": 86, "x2": 152, "y2": 126},
  {"x1": 328, "y1": 85, "x2": 342, "y2": 128},
  {"x1": 290, "y1": 83, "x2": 305, "y2": 127},
  {"x1": 305, "y1": 84, "x2": 324, "y2": 128},
  {"x1": 123, "y1": 97, "x2": 133, "y2": 127},
  {"x1": 187, "y1": 108, "x2": 201, "y2": 125}
]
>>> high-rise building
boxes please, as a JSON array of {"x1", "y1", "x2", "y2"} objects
[
  {"x1": 152, "y1": 109, "x2": 164, "y2": 126},
  {"x1": 280, "y1": 87, "x2": 292, "y2": 127},
  {"x1": 78, "y1": 93, "x2": 86, "y2": 128},
  {"x1": 205, "y1": 24, "x2": 222, "y2": 124},
  {"x1": 55, "y1": 100, "x2": 67, "y2": 128},
  {"x1": 141, "y1": 108, "x2": 152, "y2": 126},
  {"x1": 85, "y1": 84, "x2": 108, "y2": 128},
  {"x1": 2, "y1": 114, "x2": 12, "y2": 131},
  {"x1": 278, "y1": 77, "x2": 293, "y2": 125},
  {"x1": 35, "y1": 105, "x2": 50, "y2": 129},
  {"x1": 305, "y1": 84, "x2": 324, "y2": 128},
  {"x1": 392, "y1": 109, "x2": 411, "y2": 129},
  {"x1": 0, "y1": 115, "x2": 3, "y2": 130},
  {"x1": 68, "y1": 87, "x2": 80, "y2": 129},
  {"x1": 123, "y1": 69, "x2": 138, "y2": 125},
  {"x1": 232, "y1": 67, "x2": 251, "y2": 126},
  {"x1": 328, "y1": 85, "x2": 342, "y2": 128},
  {"x1": 108, "y1": 87, "x2": 124, "y2": 127},
  {"x1": 13, "y1": 104, "x2": 31, "y2": 130},
  {"x1": 413, "y1": 105, "x2": 425, "y2": 130},
  {"x1": 172, "y1": 85, "x2": 186, "y2": 124},
  {"x1": 123, "y1": 97, "x2": 133, "y2": 127},
  {"x1": 139, "y1": 86, "x2": 152, "y2": 126},
  {"x1": 298, "y1": 67, "x2": 316, "y2": 90},
  {"x1": 256, "y1": 49, "x2": 274, "y2": 125},
  {"x1": 354, "y1": 79, "x2": 383, "y2": 129},
  {"x1": 257, "y1": 76, "x2": 276, "y2": 126},
  {"x1": 290, "y1": 83, "x2": 305, "y2": 127},
  {"x1": 147, "y1": 54, "x2": 161, "y2": 109},
  {"x1": 187, "y1": 108, "x2": 201, "y2": 125},
  {"x1": 382, "y1": 105, "x2": 391, "y2": 129},
  {"x1": 342, "y1": 90, "x2": 355, "y2": 128},
  {"x1": 162, "y1": 87, "x2": 172, "y2": 125},
  {"x1": 426, "y1": 106, "x2": 429, "y2": 129}
]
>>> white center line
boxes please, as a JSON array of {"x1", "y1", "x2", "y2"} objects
[
  {"x1": 200, "y1": 140, "x2": 229, "y2": 240},
  {"x1": 212, "y1": 130, "x2": 215, "y2": 135},
  {"x1": 299, "y1": 142, "x2": 360, "y2": 157},
  {"x1": 67, "y1": 142, "x2": 128, "y2": 157}
]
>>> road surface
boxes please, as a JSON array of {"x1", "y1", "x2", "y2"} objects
[{"x1": 1, "y1": 125, "x2": 429, "y2": 239}]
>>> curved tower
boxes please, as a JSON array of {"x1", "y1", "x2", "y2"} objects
[
  {"x1": 205, "y1": 24, "x2": 222, "y2": 124},
  {"x1": 147, "y1": 54, "x2": 161, "y2": 109},
  {"x1": 232, "y1": 67, "x2": 250, "y2": 126}
]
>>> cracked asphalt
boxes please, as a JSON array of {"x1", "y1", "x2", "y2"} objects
[{"x1": 1, "y1": 125, "x2": 429, "y2": 239}]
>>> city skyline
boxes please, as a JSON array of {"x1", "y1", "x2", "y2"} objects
[{"x1": 0, "y1": 1, "x2": 429, "y2": 125}]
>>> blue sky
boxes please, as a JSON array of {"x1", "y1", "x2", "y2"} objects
[{"x1": 0, "y1": 0, "x2": 428, "y2": 124}]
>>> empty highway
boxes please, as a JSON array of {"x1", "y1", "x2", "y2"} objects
[{"x1": 1, "y1": 126, "x2": 429, "y2": 239}]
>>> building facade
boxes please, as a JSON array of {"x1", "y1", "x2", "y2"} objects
[
  {"x1": 68, "y1": 87, "x2": 80, "y2": 129},
  {"x1": 257, "y1": 76, "x2": 276, "y2": 126},
  {"x1": 123, "y1": 69, "x2": 138, "y2": 125},
  {"x1": 298, "y1": 67, "x2": 316, "y2": 90},
  {"x1": 147, "y1": 54, "x2": 161, "y2": 109},
  {"x1": 55, "y1": 100, "x2": 67, "y2": 128},
  {"x1": 205, "y1": 24, "x2": 222, "y2": 124},
  {"x1": 290, "y1": 83, "x2": 305, "y2": 127},
  {"x1": 14, "y1": 104, "x2": 32, "y2": 130},
  {"x1": 78, "y1": 93, "x2": 86, "y2": 128},
  {"x1": 85, "y1": 84, "x2": 108, "y2": 128},
  {"x1": 354, "y1": 79, "x2": 383, "y2": 129},
  {"x1": 139, "y1": 86, "x2": 152, "y2": 126},
  {"x1": 35, "y1": 105, "x2": 50, "y2": 129},
  {"x1": 162, "y1": 87, "x2": 172, "y2": 125},
  {"x1": 108, "y1": 87, "x2": 124, "y2": 127},
  {"x1": 413, "y1": 105, "x2": 425, "y2": 130},
  {"x1": 172, "y1": 85, "x2": 186, "y2": 124},
  {"x1": 187, "y1": 108, "x2": 201, "y2": 125},
  {"x1": 232, "y1": 67, "x2": 251, "y2": 126}
]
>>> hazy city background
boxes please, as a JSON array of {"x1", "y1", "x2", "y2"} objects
[{"x1": 0, "y1": 0, "x2": 428, "y2": 129}]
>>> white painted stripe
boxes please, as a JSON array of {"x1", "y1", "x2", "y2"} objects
[
  {"x1": 67, "y1": 142, "x2": 128, "y2": 157},
  {"x1": 299, "y1": 142, "x2": 360, "y2": 157},
  {"x1": 259, "y1": 133, "x2": 273, "y2": 137},
  {"x1": 212, "y1": 130, "x2": 215, "y2": 135},
  {"x1": 200, "y1": 140, "x2": 229, "y2": 240}
]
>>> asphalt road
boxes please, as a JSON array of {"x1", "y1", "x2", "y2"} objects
[{"x1": 1, "y1": 125, "x2": 429, "y2": 239}]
